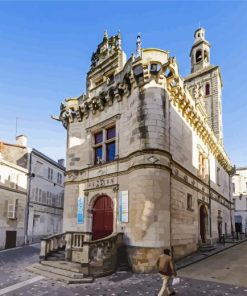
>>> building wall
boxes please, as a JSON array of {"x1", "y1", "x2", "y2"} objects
[
  {"x1": 63, "y1": 81, "x2": 232, "y2": 269},
  {"x1": 185, "y1": 67, "x2": 223, "y2": 145},
  {"x1": 0, "y1": 158, "x2": 28, "y2": 249},
  {"x1": 232, "y1": 168, "x2": 247, "y2": 232},
  {"x1": 27, "y1": 152, "x2": 64, "y2": 243}
]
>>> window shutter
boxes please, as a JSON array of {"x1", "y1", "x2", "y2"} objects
[{"x1": 7, "y1": 202, "x2": 16, "y2": 219}]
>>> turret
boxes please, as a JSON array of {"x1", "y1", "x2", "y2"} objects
[{"x1": 190, "y1": 27, "x2": 211, "y2": 73}]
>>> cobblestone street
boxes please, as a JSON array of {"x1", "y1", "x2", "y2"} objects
[{"x1": 1, "y1": 243, "x2": 247, "y2": 296}]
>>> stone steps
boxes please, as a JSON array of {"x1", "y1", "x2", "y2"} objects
[
  {"x1": 26, "y1": 263, "x2": 94, "y2": 284},
  {"x1": 41, "y1": 260, "x2": 83, "y2": 273},
  {"x1": 200, "y1": 244, "x2": 216, "y2": 252},
  {"x1": 35, "y1": 263, "x2": 84, "y2": 279}
]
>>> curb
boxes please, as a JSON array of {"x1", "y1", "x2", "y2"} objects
[
  {"x1": 0, "y1": 242, "x2": 40, "y2": 253},
  {"x1": 176, "y1": 238, "x2": 247, "y2": 270}
]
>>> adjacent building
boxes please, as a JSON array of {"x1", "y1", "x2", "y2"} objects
[
  {"x1": 232, "y1": 168, "x2": 247, "y2": 233},
  {"x1": 27, "y1": 149, "x2": 65, "y2": 243},
  {"x1": 0, "y1": 138, "x2": 29, "y2": 249},
  {"x1": 0, "y1": 135, "x2": 65, "y2": 249},
  {"x1": 57, "y1": 29, "x2": 234, "y2": 272}
]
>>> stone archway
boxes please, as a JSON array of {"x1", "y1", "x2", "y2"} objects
[
  {"x1": 200, "y1": 205, "x2": 208, "y2": 243},
  {"x1": 92, "y1": 195, "x2": 113, "y2": 240}
]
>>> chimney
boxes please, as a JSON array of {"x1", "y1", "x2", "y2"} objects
[
  {"x1": 58, "y1": 159, "x2": 65, "y2": 167},
  {"x1": 16, "y1": 135, "x2": 27, "y2": 147}
]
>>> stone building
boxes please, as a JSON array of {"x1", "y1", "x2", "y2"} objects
[
  {"x1": 0, "y1": 135, "x2": 65, "y2": 249},
  {"x1": 232, "y1": 168, "x2": 247, "y2": 233},
  {"x1": 0, "y1": 137, "x2": 28, "y2": 249},
  {"x1": 58, "y1": 29, "x2": 234, "y2": 272},
  {"x1": 27, "y1": 149, "x2": 65, "y2": 243}
]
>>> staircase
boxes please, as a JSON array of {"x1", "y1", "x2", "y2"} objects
[
  {"x1": 199, "y1": 243, "x2": 216, "y2": 252},
  {"x1": 26, "y1": 260, "x2": 94, "y2": 284},
  {"x1": 26, "y1": 232, "x2": 124, "y2": 283}
]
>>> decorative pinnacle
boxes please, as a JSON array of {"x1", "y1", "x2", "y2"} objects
[
  {"x1": 136, "y1": 33, "x2": 141, "y2": 57},
  {"x1": 117, "y1": 30, "x2": 122, "y2": 49},
  {"x1": 103, "y1": 30, "x2": 108, "y2": 41}
]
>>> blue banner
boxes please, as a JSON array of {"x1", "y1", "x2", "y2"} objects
[{"x1": 77, "y1": 196, "x2": 84, "y2": 224}]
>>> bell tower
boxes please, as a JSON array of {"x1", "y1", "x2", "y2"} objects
[
  {"x1": 185, "y1": 27, "x2": 224, "y2": 146},
  {"x1": 190, "y1": 27, "x2": 211, "y2": 73}
]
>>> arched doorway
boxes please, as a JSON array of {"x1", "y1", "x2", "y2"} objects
[
  {"x1": 200, "y1": 205, "x2": 208, "y2": 243},
  {"x1": 92, "y1": 195, "x2": 113, "y2": 240}
]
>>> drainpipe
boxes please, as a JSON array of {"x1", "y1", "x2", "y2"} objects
[
  {"x1": 229, "y1": 168, "x2": 235, "y2": 238},
  {"x1": 25, "y1": 149, "x2": 33, "y2": 245},
  {"x1": 208, "y1": 149, "x2": 212, "y2": 238},
  {"x1": 168, "y1": 96, "x2": 173, "y2": 255}
]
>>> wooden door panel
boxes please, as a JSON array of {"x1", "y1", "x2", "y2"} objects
[
  {"x1": 92, "y1": 196, "x2": 113, "y2": 240},
  {"x1": 5, "y1": 231, "x2": 17, "y2": 249}
]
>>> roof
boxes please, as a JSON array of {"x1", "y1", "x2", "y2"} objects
[
  {"x1": 0, "y1": 141, "x2": 27, "y2": 149},
  {"x1": 32, "y1": 148, "x2": 65, "y2": 171},
  {"x1": 236, "y1": 167, "x2": 247, "y2": 171}
]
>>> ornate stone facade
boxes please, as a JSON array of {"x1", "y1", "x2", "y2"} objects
[{"x1": 58, "y1": 29, "x2": 233, "y2": 272}]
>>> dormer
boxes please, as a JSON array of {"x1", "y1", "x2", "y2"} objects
[{"x1": 86, "y1": 31, "x2": 127, "y2": 96}]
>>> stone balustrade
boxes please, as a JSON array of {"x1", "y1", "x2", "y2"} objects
[
  {"x1": 40, "y1": 232, "x2": 66, "y2": 260},
  {"x1": 87, "y1": 232, "x2": 124, "y2": 276},
  {"x1": 39, "y1": 232, "x2": 124, "y2": 277}
]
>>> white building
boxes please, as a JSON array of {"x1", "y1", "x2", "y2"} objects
[
  {"x1": 27, "y1": 149, "x2": 65, "y2": 243},
  {"x1": 0, "y1": 140, "x2": 28, "y2": 249},
  {"x1": 232, "y1": 168, "x2": 247, "y2": 233},
  {"x1": 0, "y1": 135, "x2": 65, "y2": 249}
]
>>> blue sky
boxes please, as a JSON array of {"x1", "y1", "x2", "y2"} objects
[{"x1": 0, "y1": 1, "x2": 246, "y2": 166}]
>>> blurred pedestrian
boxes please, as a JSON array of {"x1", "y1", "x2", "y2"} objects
[{"x1": 156, "y1": 248, "x2": 177, "y2": 296}]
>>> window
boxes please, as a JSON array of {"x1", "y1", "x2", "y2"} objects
[
  {"x1": 196, "y1": 50, "x2": 202, "y2": 62},
  {"x1": 57, "y1": 172, "x2": 62, "y2": 185},
  {"x1": 199, "y1": 153, "x2": 206, "y2": 179},
  {"x1": 48, "y1": 168, "x2": 53, "y2": 180},
  {"x1": 39, "y1": 189, "x2": 42, "y2": 202},
  {"x1": 217, "y1": 167, "x2": 221, "y2": 186},
  {"x1": 205, "y1": 83, "x2": 210, "y2": 96},
  {"x1": 232, "y1": 183, "x2": 235, "y2": 194},
  {"x1": 93, "y1": 126, "x2": 116, "y2": 164},
  {"x1": 233, "y1": 198, "x2": 236, "y2": 210},
  {"x1": 35, "y1": 188, "x2": 38, "y2": 202},
  {"x1": 187, "y1": 194, "x2": 193, "y2": 210},
  {"x1": 47, "y1": 192, "x2": 52, "y2": 205},
  {"x1": 204, "y1": 50, "x2": 209, "y2": 62},
  {"x1": 7, "y1": 200, "x2": 17, "y2": 219}
]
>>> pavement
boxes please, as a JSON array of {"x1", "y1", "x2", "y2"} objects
[
  {"x1": 176, "y1": 237, "x2": 247, "y2": 269},
  {"x1": 0, "y1": 241, "x2": 247, "y2": 296}
]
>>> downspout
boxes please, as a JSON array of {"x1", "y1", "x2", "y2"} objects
[
  {"x1": 229, "y1": 171, "x2": 234, "y2": 238},
  {"x1": 25, "y1": 149, "x2": 32, "y2": 244},
  {"x1": 208, "y1": 149, "x2": 212, "y2": 238},
  {"x1": 168, "y1": 96, "x2": 172, "y2": 254}
]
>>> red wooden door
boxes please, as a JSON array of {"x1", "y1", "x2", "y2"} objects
[{"x1": 92, "y1": 196, "x2": 113, "y2": 240}]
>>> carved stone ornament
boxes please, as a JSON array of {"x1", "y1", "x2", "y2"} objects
[{"x1": 147, "y1": 155, "x2": 159, "y2": 164}]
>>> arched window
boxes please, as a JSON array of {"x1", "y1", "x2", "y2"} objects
[
  {"x1": 205, "y1": 83, "x2": 210, "y2": 96},
  {"x1": 196, "y1": 50, "x2": 202, "y2": 62},
  {"x1": 204, "y1": 50, "x2": 209, "y2": 62}
]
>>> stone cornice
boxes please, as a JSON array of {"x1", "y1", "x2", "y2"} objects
[
  {"x1": 58, "y1": 48, "x2": 232, "y2": 173},
  {"x1": 0, "y1": 184, "x2": 26, "y2": 195}
]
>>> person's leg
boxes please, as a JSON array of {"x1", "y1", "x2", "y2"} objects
[
  {"x1": 167, "y1": 277, "x2": 175, "y2": 295},
  {"x1": 158, "y1": 275, "x2": 169, "y2": 296}
]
